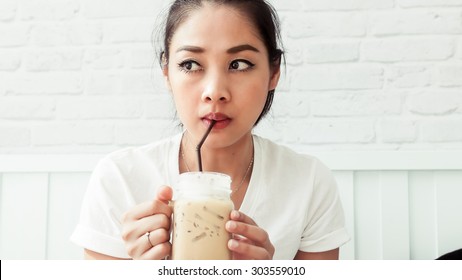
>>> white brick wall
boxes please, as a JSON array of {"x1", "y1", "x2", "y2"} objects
[{"x1": 0, "y1": 0, "x2": 461, "y2": 154}]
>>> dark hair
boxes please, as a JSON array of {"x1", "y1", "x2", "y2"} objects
[{"x1": 159, "y1": 0, "x2": 284, "y2": 125}]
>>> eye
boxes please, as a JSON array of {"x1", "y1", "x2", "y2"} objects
[
  {"x1": 229, "y1": 59, "x2": 255, "y2": 71},
  {"x1": 178, "y1": 60, "x2": 202, "y2": 73}
]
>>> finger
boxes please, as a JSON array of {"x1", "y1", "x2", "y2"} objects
[
  {"x1": 122, "y1": 212, "x2": 171, "y2": 242},
  {"x1": 228, "y1": 238, "x2": 271, "y2": 260},
  {"x1": 134, "y1": 213, "x2": 171, "y2": 238},
  {"x1": 141, "y1": 242, "x2": 172, "y2": 260},
  {"x1": 128, "y1": 228, "x2": 170, "y2": 259},
  {"x1": 148, "y1": 228, "x2": 171, "y2": 246},
  {"x1": 226, "y1": 219, "x2": 270, "y2": 246},
  {"x1": 233, "y1": 234, "x2": 253, "y2": 244},
  {"x1": 230, "y1": 210, "x2": 257, "y2": 226},
  {"x1": 227, "y1": 211, "x2": 275, "y2": 258},
  {"x1": 156, "y1": 185, "x2": 173, "y2": 204}
]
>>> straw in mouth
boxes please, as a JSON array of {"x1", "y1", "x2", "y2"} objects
[{"x1": 196, "y1": 120, "x2": 217, "y2": 172}]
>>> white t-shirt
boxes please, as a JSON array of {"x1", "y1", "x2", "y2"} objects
[{"x1": 71, "y1": 133, "x2": 349, "y2": 259}]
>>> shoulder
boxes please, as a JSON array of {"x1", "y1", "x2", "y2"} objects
[
  {"x1": 94, "y1": 133, "x2": 181, "y2": 177},
  {"x1": 86, "y1": 133, "x2": 181, "y2": 202},
  {"x1": 100, "y1": 134, "x2": 180, "y2": 166},
  {"x1": 255, "y1": 135, "x2": 332, "y2": 179}
]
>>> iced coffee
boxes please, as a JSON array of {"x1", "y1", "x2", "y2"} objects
[{"x1": 172, "y1": 172, "x2": 233, "y2": 260}]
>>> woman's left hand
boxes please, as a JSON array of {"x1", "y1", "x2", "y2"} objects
[{"x1": 225, "y1": 210, "x2": 275, "y2": 260}]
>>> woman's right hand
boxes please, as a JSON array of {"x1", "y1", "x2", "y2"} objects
[{"x1": 121, "y1": 185, "x2": 173, "y2": 260}]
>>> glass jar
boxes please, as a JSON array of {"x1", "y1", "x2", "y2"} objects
[{"x1": 171, "y1": 172, "x2": 234, "y2": 260}]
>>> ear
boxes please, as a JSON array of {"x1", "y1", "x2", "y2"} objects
[
  {"x1": 268, "y1": 64, "x2": 281, "y2": 91},
  {"x1": 161, "y1": 52, "x2": 172, "y2": 91}
]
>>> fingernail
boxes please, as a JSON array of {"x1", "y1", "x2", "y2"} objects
[
  {"x1": 231, "y1": 210, "x2": 240, "y2": 219},
  {"x1": 229, "y1": 239, "x2": 238, "y2": 249},
  {"x1": 227, "y1": 221, "x2": 237, "y2": 230}
]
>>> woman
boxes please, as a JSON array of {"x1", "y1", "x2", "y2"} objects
[{"x1": 71, "y1": 0, "x2": 349, "y2": 260}]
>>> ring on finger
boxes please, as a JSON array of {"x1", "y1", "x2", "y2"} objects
[{"x1": 145, "y1": 231, "x2": 154, "y2": 247}]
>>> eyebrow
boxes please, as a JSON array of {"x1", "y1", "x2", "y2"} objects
[
  {"x1": 175, "y1": 44, "x2": 260, "y2": 54},
  {"x1": 227, "y1": 44, "x2": 260, "y2": 54},
  {"x1": 176, "y1": 45, "x2": 204, "y2": 53}
]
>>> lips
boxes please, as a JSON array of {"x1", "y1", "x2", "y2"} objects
[{"x1": 202, "y1": 112, "x2": 231, "y2": 129}]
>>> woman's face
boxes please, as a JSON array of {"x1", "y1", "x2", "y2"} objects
[{"x1": 164, "y1": 3, "x2": 280, "y2": 148}]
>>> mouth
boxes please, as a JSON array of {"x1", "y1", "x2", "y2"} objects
[{"x1": 202, "y1": 112, "x2": 231, "y2": 129}]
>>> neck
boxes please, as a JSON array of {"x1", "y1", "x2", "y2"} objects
[{"x1": 180, "y1": 131, "x2": 254, "y2": 182}]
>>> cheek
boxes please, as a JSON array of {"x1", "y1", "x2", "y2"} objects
[
  {"x1": 171, "y1": 88, "x2": 195, "y2": 123},
  {"x1": 169, "y1": 74, "x2": 201, "y2": 102},
  {"x1": 237, "y1": 82, "x2": 268, "y2": 107},
  {"x1": 173, "y1": 93, "x2": 194, "y2": 115}
]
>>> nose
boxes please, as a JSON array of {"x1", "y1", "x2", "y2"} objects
[{"x1": 201, "y1": 72, "x2": 231, "y2": 103}]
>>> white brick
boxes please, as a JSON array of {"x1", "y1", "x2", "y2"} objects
[
  {"x1": 85, "y1": 70, "x2": 160, "y2": 95},
  {"x1": 379, "y1": 119, "x2": 417, "y2": 143},
  {"x1": 439, "y1": 65, "x2": 462, "y2": 87},
  {"x1": 312, "y1": 92, "x2": 401, "y2": 116},
  {"x1": 30, "y1": 23, "x2": 102, "y2": 46},
  {"x1": 20, "y1": 0, "x2": 79, "y2": 20},
  {"x1": 362, "y1": 38, "x2": 454, "y2": 62},
  {"x1": 270, "y1": 0, "x2": 301, "y2": 11},
  {"x1": 283, "y1": 39, "x2": 304, "y2": 66},
  {"x1": 0, "y1": 97, "x2": 55, "y2": 120},
  {"x1": 33, "y1": 123, "x2": 113, "y2": 146},
  {"x1": 121, "y1": 70, "x2": 161, "y2": 95},
  {"x1": 57, "y1": 97, "x2": 142, "y2": 119},
  {"x1": 29, "y1": 24, "x2": 68, "y2": 46},
  {"x1": 5, "y1": 72, "x2": 83, "y2": 95},
  {"x1": 68, "y1": 23, "x2": 104, "y2": 45},
  {"x1": 399, "y1": 0, "x2": 462, "y2": 7},
  {"x1": 0, "y1": 74, "x2": 5, "y2": 95},
  {"x1": 0, "y1": 24, "x2": 29, "y2": 47},
  {"x1": 115, "y1": 121, "x2": 176, "y2": 145},
  {"x1": 0, "y1": 126, "x2": 30, "y2": 147},
  {"x1": 293, "y1": 65, "x2": 383, "y2": 90},
  {"x1": 286, "y1": 94, "x2": 311, "y2": 117},
  {"x1": 104, "y1": 20, "x2": 154, "y2": 43},
  {"x1": 131, "y1": 48, "x2": 157, "y2": 69},
  {"x1": 458, "y1": 39, "x2": 462, "y2": 59},
  {"x1": 272, "y1": 93, "x2": 311, "y2": 117},
  {"x1": 274, "y1": 69, "x2": 291, "y2": 92},
  {"x1": 253, "y1": 117, "x2": 286, "y2": 142},
  {"x1": 285, "y1": 12, "x2": 366, "y2": 38},
  {"x1": 0, "y1": 0, "x2": 17, "y2": 21},
  {"x1": 285, "y1": 119, "x2": 375, "y2": 144},
  {"x1": 370, "y1": 10, "x2": 462, "y2": 36},
  {"x1": 421, "y1": 119, "x2": 462, "y2": 142},
  {"x1": 24, "y1": 50, "x2": 82, "y2": 71},
  {"x1": 0, "y1": 51, "x2": 21, "y2": 71},
  {"x1": 407, "y1": 91, "x2": 462, "y2": 115},
  {"x1": 145, "y1": 96, "x2": 176, "y2": 119},
  {"x1": 85, "y1": 71, "x2": 123, "y2": 95},
  {"x1": 84, "y1": 49, "x2": 125, "y2": 69},
  {"x1": 387, "y1": 66, "x2": 432, "y2": 88},
  {"x1": 303, "y1": 41, "x2": 359, "y2": 63},
  {"x1": 82, "y1": 0, "x2": 170, "y2": 18},
  {"x1": 303, "y1": 0, "x2": 394, "y2": 10}
]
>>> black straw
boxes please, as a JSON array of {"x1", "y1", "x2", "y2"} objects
[{"x1": 196, "y1": 120, "x2": 217, "y2": 172}]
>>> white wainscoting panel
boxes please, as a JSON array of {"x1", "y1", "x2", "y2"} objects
[
  {"x1": 47, "y1": 173, "x2": 91, "y2": 259},
  {"x1": 0, "y1": 152, "x2": 461, "y2": 260},
  {"x1": 334, "y1": 171, "x2": 355, "y2": 260},
  {"x1": 408, "y1": 171, "x2": 438, "y2": 260},
  {"x1": 0, "y1": 173, "x2": 49, "y2": 259},
  {"x1": 434, "y1": 171, "x2": 462, "y2": 256}
]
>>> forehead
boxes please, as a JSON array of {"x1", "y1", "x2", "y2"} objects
[{"x1": 169, "y1": 4, "x2": 265, "y2": 52}]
